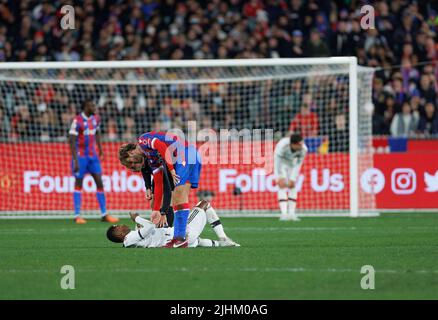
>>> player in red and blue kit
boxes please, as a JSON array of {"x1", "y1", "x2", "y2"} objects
[
  {"x1": 68, "y1": 100, "x2": 119, "y2": 224},
  {"x1": 118, "y1": 131, "x2": 202, "y2": 248}
]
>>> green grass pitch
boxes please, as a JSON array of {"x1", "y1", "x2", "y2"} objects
[{"x1": 0, "y1": 213, "x2": 437, "y2": 300}]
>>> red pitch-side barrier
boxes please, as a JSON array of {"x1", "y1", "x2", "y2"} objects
[{"x1": 0, "y1": 142, "x2": 437, "y2": 211}]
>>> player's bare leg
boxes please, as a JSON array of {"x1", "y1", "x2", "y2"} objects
[
  {"x1": 91, "y1": 173, "x2": 119, "y2": 223},
  {"x1": 196, "y1": 200, "x2": 240, "y2": 246},
  {"x1": 277, "y1": 178, "x2": 289, "y2": 220},
  {"x1": 183, "y1": 202, "x2": 240, "y2": 248},
  {"x1": 287, "y1": 180, "x2": 300, "y2": 221},
  {"x1": 73, "y1": 178, "x2": 86, "y2": 224}
]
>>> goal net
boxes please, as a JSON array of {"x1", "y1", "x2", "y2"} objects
[{"x1": 0, "y1": 58, "x2": 375, "y2": 218}]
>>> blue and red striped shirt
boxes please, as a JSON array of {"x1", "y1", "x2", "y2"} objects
[
  {"x1": 69, "y1": 113, "x2": 100, "y2": 157},
  {"x1": 137, "y1": 131, "x2": 190, "y2": 171}
]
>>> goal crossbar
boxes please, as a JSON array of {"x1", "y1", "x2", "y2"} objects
[{"x1": 0, "y1": 57, "x2": 357, "y2": 70}]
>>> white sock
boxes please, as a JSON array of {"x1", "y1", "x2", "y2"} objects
[
  {"x1": 198, "y1": 238, "x2": 219, "y2": 247},
  {"x1": 288, "y1": 188, "x2": 297, "y2": 216},
  {"x1": 278, "y1": 188, "x2": 288, "y2": 215},
  {"x1": 206, "y1": 205, "x2": 227, "y2": 239}
]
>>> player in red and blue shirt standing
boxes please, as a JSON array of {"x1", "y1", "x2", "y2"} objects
[
  {"x1": 68, "y1": 100, "x2": 119, "y2": 224},
  {"x1": 118, "y1": 131, "x2": 202, "y2": 248}
]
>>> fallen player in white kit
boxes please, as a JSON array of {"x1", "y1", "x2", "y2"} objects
[
  {"x1": 106, "y1": 200, "x2": 240, "y2": 248},
  {"x1": 274, "y1": 133, "x2": 308, "y2": 221}
]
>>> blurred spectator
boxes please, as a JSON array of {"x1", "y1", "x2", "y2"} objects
[
  {"x1": 122, "y1": 117, "x2": 136, "y2": 141},
  {"x1": 105, "y1": 118, "x2": 118, "y2": 141},
  {"x1": 55, "y1": 44, "x2": 80, "y2": 62},
  {"x1": 330, "y1": 20, "x2": 352, "y2": 56},
  {"x1": 291, "y1": 30, "x2": 304, "y2": 57},
  {"x1": 0, "y1": 0, "x2": 436, "y2": 143},
  {"x1": 305, "y1": 29, "x2": 330, "y2": 57},
  {"x1": 417, "y1": 102, "x2": 438, "y2": 136},
  {"x1": 329, "y1": 113, "x2": 349, "y2": 152},
  {"x1": 372, "y1": 107, "x2": 388, "y2": 135},
  {"x1": 0, "y1": 104, "x2": 10, "y2": 141},
  {"x1": 390, "y1": 101, "x2": 419, "y2": 137},
  {"x1": 419, "y1": 73, "x2": 437, "y2": 104},
  {"x1": 288, "y1": 93, "x2": 319, "y2": 137},
  {"x1": 11, "y1": 105, "x2": 33, "y2": 141}
]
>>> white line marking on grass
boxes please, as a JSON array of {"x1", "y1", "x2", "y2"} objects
[
  {"x1": 0, "y1": 228, "x2": 102, "y2": 234},
  {"x1": 1, "y1": 267, "x2": 438, "y2": 275},
  {"x1": 2, "y1": 225, "x2": 438, "y2": 235},
  {"x1": 227, "y1": 227, "x2": 358, "y2": 231},
  {"x1": 226, "y1": 226, "x2": 438, "y2": 232}
]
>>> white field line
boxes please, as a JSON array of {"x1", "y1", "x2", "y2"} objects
[
  {"x1": 227, "y1": 227, "x2": 358, "y2": 231},
  {"x1": 0, "y1": 212, "x2": 384, "y2": 219},
  {"x1": 1, "y1": 267, "x2": 438, "y2": 275},
  {"x1": 0, "y1": 227, "x2": 359, "y2": 233}
]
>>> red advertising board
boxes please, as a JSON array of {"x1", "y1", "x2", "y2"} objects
[
  {"x1": 373, "y1": 154, "x2": 438, "y2": 208},
  {"x1": 0, "y1": 142, "x2": 437, "y2": 211}
]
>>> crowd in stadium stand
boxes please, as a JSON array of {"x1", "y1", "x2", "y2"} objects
[{"x1": 0, "y1": 0, "x2": 437, "y2": 143}]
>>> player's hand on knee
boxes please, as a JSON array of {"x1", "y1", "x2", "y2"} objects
[
  {"x1": 150, "y1": 211, "x2": 161, "y2": 225},
  {"x1": 288, "y1": 180, "x2": 296, "y2": 188},
  {"x1": 277, "y1": 178, "x2": 287, "y2": 188},
  {"x1": 129, "y1": 212, "x2": 139, "y2": 222}
]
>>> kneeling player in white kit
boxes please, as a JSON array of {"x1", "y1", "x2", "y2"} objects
[
  {"x1": 106, "y1": 200, "x2": 240, "y2": 248},
  {"x1": 274, "y1": 133, "x2": 307, "y2": 221}
]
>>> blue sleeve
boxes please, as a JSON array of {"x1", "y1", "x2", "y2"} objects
[{"x1": 138, "y1": 133, "x2": 155, "y2": 150}]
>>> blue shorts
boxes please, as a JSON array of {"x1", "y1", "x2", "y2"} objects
[
  {"x1": 174, "y1": 146, "x2": 202, "y2": 189},
  {"x1": 72, "y1": 156, "x2": 102, "y2": 179}
]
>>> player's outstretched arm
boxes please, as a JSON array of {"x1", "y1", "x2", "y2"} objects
[
  {"x1": 130, "y1": 212, "x2": 139, "y2": 222},
  {"x1": 140, "y1": 162, "x2": 153, "y2": 200}
]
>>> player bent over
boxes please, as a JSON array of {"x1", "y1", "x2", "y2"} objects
[
  {"x1": 121, "y1": 148, "x2": 238, "y2": 246},
  {"x1": 274, "y1": 133, "x2": 307, "y2": 221},
  {"x1": 106, "y1": 201, "x2": 240, "y2": 248},
  {"x1": 68, "y1": 99, "x2": 119, "y2": 224},
  {"x1": 118, "y1": 132, "x2": 202, "y2": 248}
]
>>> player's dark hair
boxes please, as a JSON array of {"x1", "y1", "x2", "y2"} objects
[
  {"x1": 106, "y1": 225, "x2": 123, "y2": 243},
  {"x1": 81, "y1": 99, "x2": 94, "y2": 110},
  {"x1": 290, "y1": 133, "x2": 303, "y2": 144}
]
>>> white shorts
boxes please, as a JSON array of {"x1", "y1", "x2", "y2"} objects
[
  {"x1": 274, "y1": 163, "x2": 298, "y2": 182},
  {"x1": 186, "y1": 207, "x2": 207, "y2": 248}
]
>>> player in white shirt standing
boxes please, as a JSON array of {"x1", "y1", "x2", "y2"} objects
[{"x1": 274, "y1": 133, "x2": 308, "y2": 221}]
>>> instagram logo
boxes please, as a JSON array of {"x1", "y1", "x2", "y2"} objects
[{"x1": 391, "y1": 169, "x2": 417, "y2": 195}]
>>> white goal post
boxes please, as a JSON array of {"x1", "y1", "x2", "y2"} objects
[{"x1": 0, "y1": 57, "x2": 377, "y2": 218}]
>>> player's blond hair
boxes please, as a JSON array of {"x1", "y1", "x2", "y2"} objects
[{"x1": 118, "y1": 143, "x2": 137, "y2": 166}]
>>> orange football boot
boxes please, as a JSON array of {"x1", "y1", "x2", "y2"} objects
[
  {"x1": 75, "y1": 216, "x2": 87, "y2": 224},
  {"x1": 101, "y1": 214, "x2": 119, "y2": 223}
]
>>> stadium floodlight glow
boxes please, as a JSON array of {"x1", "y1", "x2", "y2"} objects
[{"x1": 0, "y1": 58, "x2": 376, "y2": 218}]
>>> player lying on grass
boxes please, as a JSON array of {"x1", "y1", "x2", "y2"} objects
[
  {"x1": 106, "y1": 201, "x2": 240, "y2": 248},
  {"x1": 274, "y1": 133, "x2": 307, "y2": 221},
  {"x1": 124, "y1": 151, "x2": 238, "y2": 247},
  {"x1": 119, "y1": 131, "x2": 202, "y2": 247}
]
